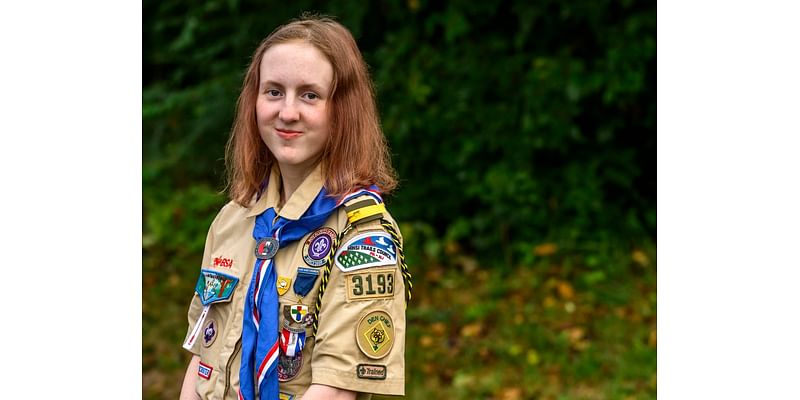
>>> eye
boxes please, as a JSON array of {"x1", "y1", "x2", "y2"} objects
[
  {"x1": 265, "y1": 89, "x2": 281, "y2": 97},
  {"x1": 302, "y1": 92, "x2": 320, "y2": 101}
]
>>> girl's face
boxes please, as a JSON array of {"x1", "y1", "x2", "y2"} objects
[{"x1": 256, "y1": 41, "x2": 333, "y2": 175}]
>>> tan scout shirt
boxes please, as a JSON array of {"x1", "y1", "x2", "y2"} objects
[{"x1": 184, "y1": 164, "x2": 406, "y2": 399}]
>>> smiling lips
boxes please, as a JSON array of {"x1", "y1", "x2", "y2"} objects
[{"x1": 275, "y1": 128, "x2": 302, "y2": 140}]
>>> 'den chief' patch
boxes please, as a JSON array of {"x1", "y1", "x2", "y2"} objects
[{"x1": 356, "y1": 309, "x2": 395, "y2": 359}]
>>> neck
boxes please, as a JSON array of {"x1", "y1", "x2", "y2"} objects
[{"x1": 278, "y1": 161, "x2": 318, "y2": 205}]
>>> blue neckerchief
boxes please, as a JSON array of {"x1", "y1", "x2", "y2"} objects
[{"x1": 239, "y1": 185, "x2": 381, "y2": 400}]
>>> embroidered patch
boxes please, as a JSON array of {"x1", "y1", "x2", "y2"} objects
[
  {"x1": 293, "y1": 267, "x2": 320, "y2": 297},
  {"x1": 198, "y1": 361, "x2": 213, "y2": 380},
  {"x1": 356, "y1": 310, "x2": 395, "y2": 359},
  {"x1": 279, "y1": 393, "x2": 295, "y2": 400},
  {"x1": 277, "y1": 351, "x2": 303, "y2": 382},
  {"x1": 194, "y1": 270, "x2": 239, "y2": 306},
  {"x1": 357, "y1": 364, "x2": 387, "y2": 380},
  {"x1": 212, "y1": 256, "x2": 233, "y2": 268},
  {"x1": 255, "y1": 237, "x2": 279, "y2": 260},
  {"x1": 283, "y1": 304, "x2": 309, "y2": 324},
  {"x1": 334, "y1": 232, "x2": 397, "y2": 272},
  {"x1": 303, "y1": 227, "x2": 336, "y2": 267},
  {"x1": 345, "y1": 268, "x2": 396, "y2": 302},
  {"x1": 277, "y1": 276, "x2": 292, "y2": 296},
  {"x1": 202, "y1": 319, "x2": 217, "y2": 347}
]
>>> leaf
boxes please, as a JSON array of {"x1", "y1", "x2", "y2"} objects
[
  {"x1": 460, "y1": 323, "x2": 483, "y2": 338},
  {"x1": 526, "y1": 349, "x2": 540, "y2": 365},
  {"x1": 534, "y1": 242, "x2": 558, "y2": 256},
  {"x1": 632, "y1": 249, "x2": 650, "y2": 267},
  {"x1": 557, "y1": 281, "x2": 575, "y2": 299}
]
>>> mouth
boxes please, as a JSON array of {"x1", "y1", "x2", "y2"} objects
[{"x1": 275, "y1": 128, "x2": 302, "y2": 140}]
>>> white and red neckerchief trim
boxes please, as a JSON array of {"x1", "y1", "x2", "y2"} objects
[{"x1": 256, "y1": 340, "x2": 280, "y2": 388}]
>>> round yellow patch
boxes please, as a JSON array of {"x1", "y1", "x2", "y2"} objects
[{"x1": 356, "y1": 309, "x2": 394, "y2": 359}]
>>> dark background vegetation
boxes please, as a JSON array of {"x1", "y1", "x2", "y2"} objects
[{"x1": 143, "y1": 0, "x2": 655, "y2": 398}]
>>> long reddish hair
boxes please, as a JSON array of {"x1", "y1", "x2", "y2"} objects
[{"x1": 225, "y1": 15, "x2": 397, "y2": 206}]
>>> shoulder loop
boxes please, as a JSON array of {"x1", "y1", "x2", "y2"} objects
[
  {"x1": 379, "y1": 219, "x2": 413, "y2": 306},
  {"x1": 344, "y1": 198, "x2": 385, "y2": 225}
]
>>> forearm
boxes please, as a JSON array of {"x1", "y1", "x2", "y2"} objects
[
  {"x1": 179, "y1": 355, "x2": 202, "y2": 400},
  {"x1": 300, "y1": 384, "x2": 356, "y2": 400}
]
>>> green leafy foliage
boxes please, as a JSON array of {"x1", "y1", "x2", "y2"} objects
[{"x1": 143, "y1": 0, "x2": 655, "y2": 398}]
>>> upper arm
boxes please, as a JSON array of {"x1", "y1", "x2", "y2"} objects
[{"x1": 310, "y1": 217, "x2": 408, "y2": 396}]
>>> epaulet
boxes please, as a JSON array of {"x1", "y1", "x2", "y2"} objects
[{"x1": 343, "y1": 195, "x2": 386, "y2": 225}]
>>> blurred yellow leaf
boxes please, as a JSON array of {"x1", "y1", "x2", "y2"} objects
[
  {"x1": 500, "y1": 387, "x2": 523, "y2": 400},
  {"x1": 431, "y1": 322, "x2": 447, "y2": 336},
  {"x1": 632, "y1": 249, "x2": 649, "y2": 267},
  {"x1": 557, "y1": 281, "x2": 575, "y2": 299},
  {"x1": 460, "y1": 323, "x2": 482, "y2": 337},
  {"x1": 420, "y1": 336, "x2": 433, "y2": 347},
  {"x1": 543, "y1": 296, "x2": 557, "y2": 308},
  {"x1": 649, "y1": 329, "x2": 657, "y2": 347},
  {"x1": 534, "y1": 242, "x2": 558, "y2": 256},
  {"x1": 527, "y1": 349, "x2": 540, "y2": 365}
]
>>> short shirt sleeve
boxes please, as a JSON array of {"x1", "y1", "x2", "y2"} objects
[
  {"x1": 310, "y1": 218, "x2": 407, "y2": 395},
  {"x1": 183, "y1": 206, "x2": 222, "y2": 355}
]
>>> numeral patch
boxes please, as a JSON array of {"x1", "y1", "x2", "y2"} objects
[{"x1": 345, "y1": 268, "x2": 396, "y2": 302}]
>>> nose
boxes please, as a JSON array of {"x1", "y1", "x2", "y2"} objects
[{"x1": 278, "y1": 99, "x2": 300, "y2": 123}]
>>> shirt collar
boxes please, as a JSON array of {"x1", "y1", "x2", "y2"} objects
[{"x1": 245, "y1": 163, "x2": 325, "y2": 220}]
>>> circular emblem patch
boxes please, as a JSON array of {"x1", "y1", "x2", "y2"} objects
[
  {"x1": 255, "y1": 237, "x2": 279, "y2": 260},
  {"x1": 356, "y1": 310, "x2": 395, "y2": 359},
  {"x1": 277, "y1": 351, "x2": 303, "y2": 382},
  {"x1": 202, "y1": 319, "x2": 217, "y2": 347},
  {"x1": 302, "y1": 227, "x2": 336, "y2": 267}
]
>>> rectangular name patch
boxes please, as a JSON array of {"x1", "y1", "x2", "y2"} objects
[
  {"x1": 345, "y1": 268, "x2": 396, "y2": 302},
  {"x1": 357, "y1": 364, "x2": 387, "y2": 380},
  {"x1": 198, "y1": 361, "x2": 213, "y2": 380}
]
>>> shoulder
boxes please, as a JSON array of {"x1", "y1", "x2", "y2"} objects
[
  {"x1": 340, "y1": 194, "x2": 398, "y2": 226},
  {"x1": 333, "y1": 194, "x2": 403, "y2": 273},
  {"x1": 207, "y1": 200, "x2": 252, "y2": 236}
]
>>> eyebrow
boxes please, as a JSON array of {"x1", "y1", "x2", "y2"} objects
[{"x1": 259, "y1": 80, "x2": 327, "y2": 95}]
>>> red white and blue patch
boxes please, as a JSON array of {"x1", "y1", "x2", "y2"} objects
[
  {"x1": 198, "y1": 361, "x2": 213, "y2": 380},
  {"x1": 335, "y1": 232, "x2": 397, "y2": 272}
]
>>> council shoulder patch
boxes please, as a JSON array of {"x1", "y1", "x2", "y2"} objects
[
  {"x1": 195, "y1": 269, "x2": 239, "y2": 306},
  {"x1": 335, "y1": 231, "x2": 397, "y2": 272},
  {"x1": 356, "y1": 309, "x2": 395, "y2": 359}
]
